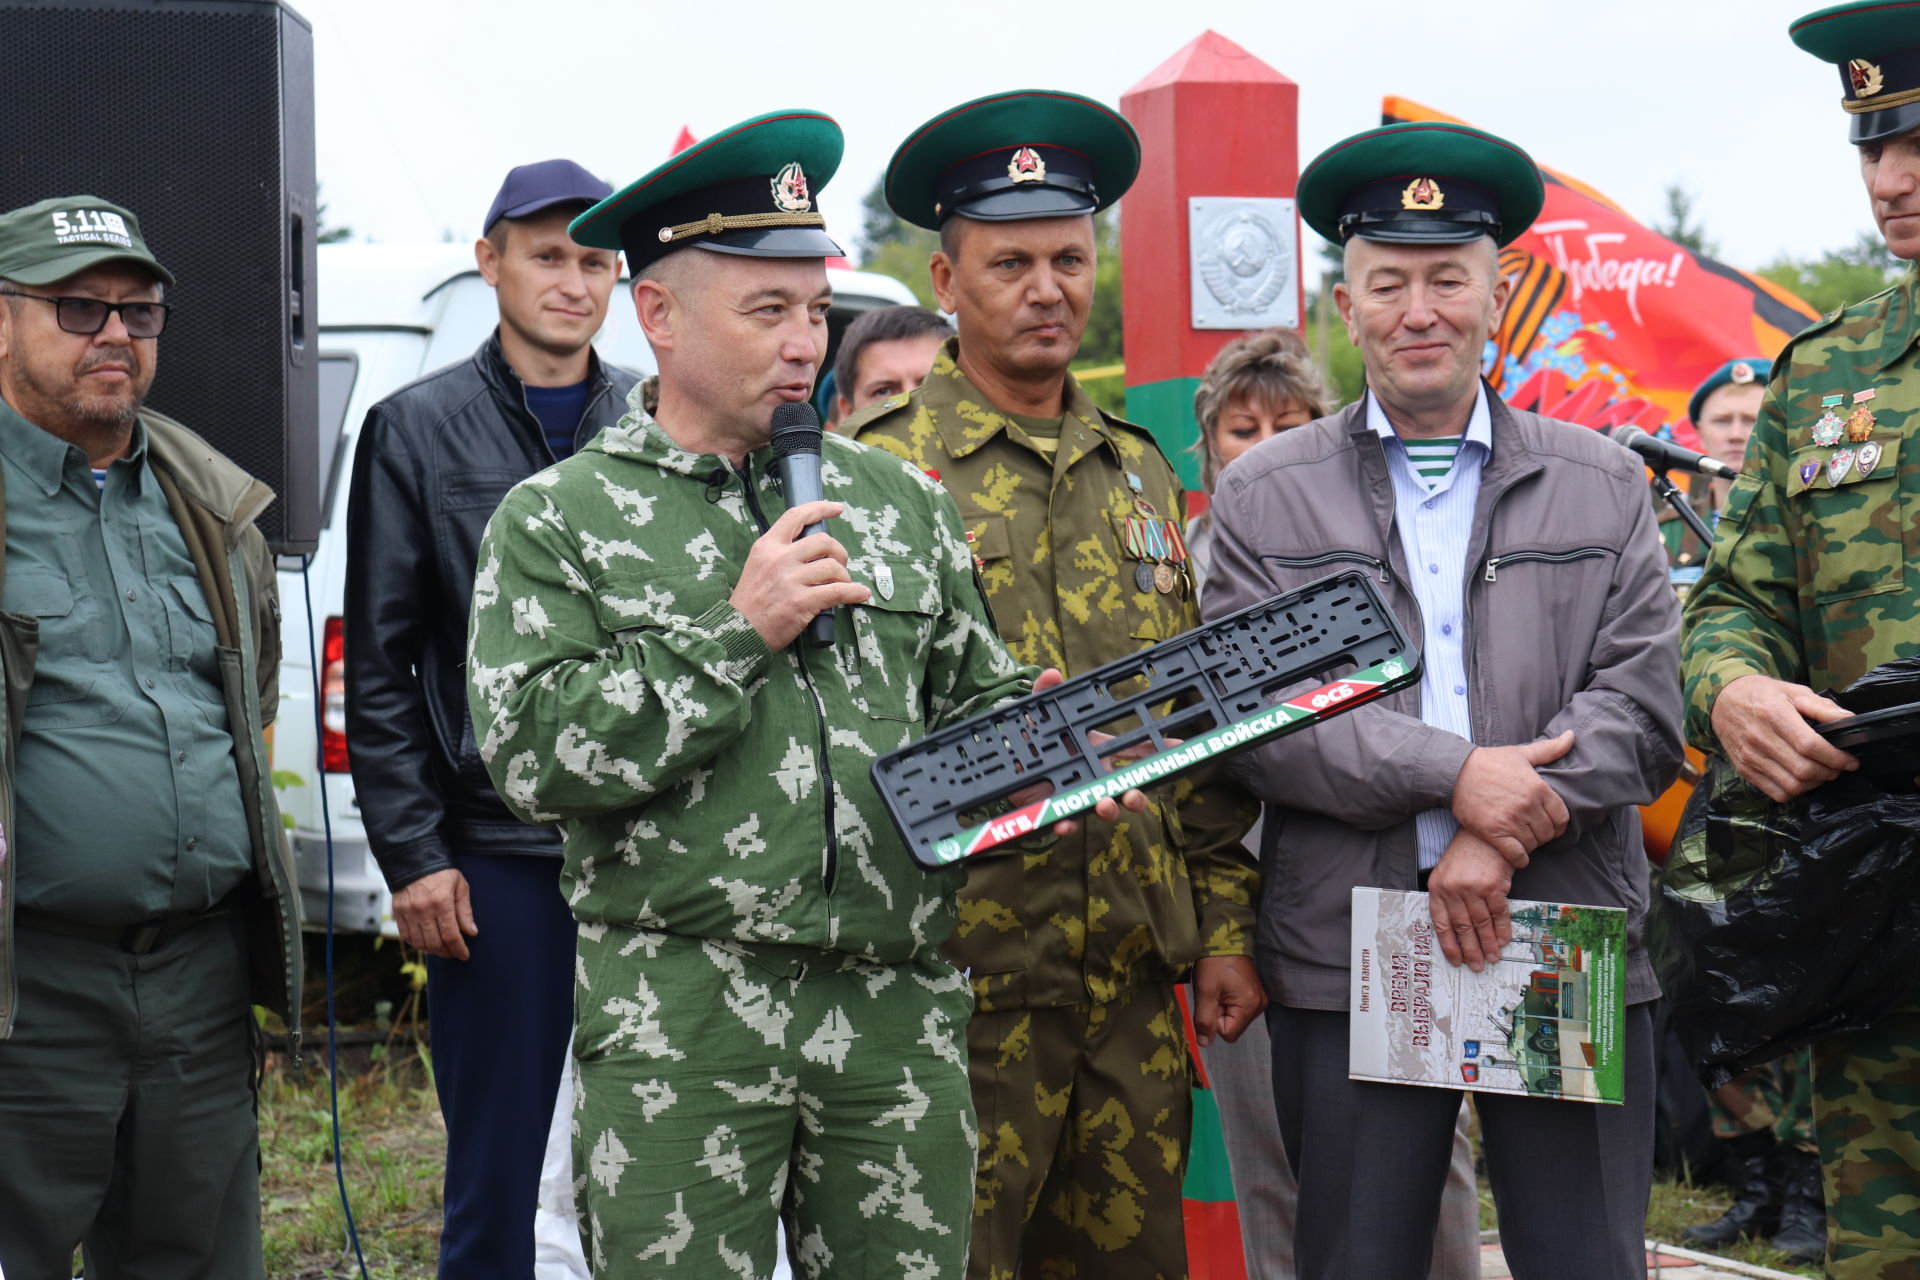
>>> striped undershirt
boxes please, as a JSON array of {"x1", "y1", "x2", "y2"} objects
[{"x1": 1402, "y1": 436, "x2": 1462, "y2": 486}]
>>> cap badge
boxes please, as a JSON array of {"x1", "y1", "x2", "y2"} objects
[
  {"x1": 1007, "y1": 146, "x2": 1047, "y2": 184},
  {"x1": 1848, "y1": 59, "x2": 1885, "y2": 98},
  {"x1": 1730, "y1": 361, "x2": 1755, "y2": 385},
  {"x1": 771, "y1": 162, "x2": 812, "y2": 214},
  {"x1": 1401, "y1": 178, "x2": 1445, "y2": 211}
]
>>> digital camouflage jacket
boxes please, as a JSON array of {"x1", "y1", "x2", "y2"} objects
[
  {"x1": 467, "y1": 384, "x2": 1034, "y2": 963},
  {"x1": 848, "y1": 339, "x2": 1258, "y2": 1009},
  {"x1": 1684, "y1": 267, "x2": 1920, "y2": 747}
]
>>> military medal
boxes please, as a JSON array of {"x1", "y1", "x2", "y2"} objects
[
  {"x1": 1142, "y1": 518, "x2": 1178, "y2": 593},
  {"x1": 1858, "y1": 440, "x2": 1884, "y2": 478},
  {"x1": 1813, "y1": 395, "x2": 1846, "y2": 447},
  {"x1": 1828, "y1": 447, "x2": 1856, "y2": 487},
  {"x1": 1123, "y1": 516, "x2": 1155, "y2": 593},
  {"x1": 1800, "y1": 459, "x2": 1820, "y2": 487},
  {"x1": 874, "y1": 561, "x2": 895, "y2": 601},
  {"x1": 1847, "y1": 388, "x2": 1878, "y2": 442}
]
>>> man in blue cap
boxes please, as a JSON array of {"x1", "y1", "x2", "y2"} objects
[
  {"x1": 1205, "y1": 121, "x2": 1682, "y2": 1279},
  {"x1": 344, "y1": 158, "x2": 639, "y2": 1278},
  {"x1": 1684, "y1": 2, "x2": 1920, "y2": 1271}
]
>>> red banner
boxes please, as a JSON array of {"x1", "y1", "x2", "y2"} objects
[{"x1": 1383, "y1": 98, "x2": 1819, "y2": 448}]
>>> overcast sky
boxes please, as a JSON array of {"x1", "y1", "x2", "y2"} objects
[{"x1": 300, "y1": 0, "x2": 1874, "y2": 274}]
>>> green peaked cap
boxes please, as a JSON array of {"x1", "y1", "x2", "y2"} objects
[
  {"x1": 1297, "y1": 121, "x2": 1544, "y2": 248},
  {"x1": 1790, "y1": 0, "x2": 1920, "y2": 143},
  {"x1": 571, "y1": 108, "x2": 844, "y2": 271},
  {"x1": 885, "y1": 88, "x2": 1140, "y2": 232}
]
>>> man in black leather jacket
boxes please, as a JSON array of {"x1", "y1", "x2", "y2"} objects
[{"x1": 343, "y1": 159, "x2": 640, "y2": 1279}]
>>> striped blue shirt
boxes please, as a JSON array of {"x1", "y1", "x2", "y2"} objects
[{"x1": 1369, "y1": 386, "x2": 1493, "y2": 870}]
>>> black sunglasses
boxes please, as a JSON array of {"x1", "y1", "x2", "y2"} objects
[{"x1": 0, "y1": 289, "x2": 171, "y2": 339}]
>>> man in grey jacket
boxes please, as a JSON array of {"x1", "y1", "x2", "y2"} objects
[{"x1": 1201, "y1": 124, "x2": 1682, "y2": 1280}]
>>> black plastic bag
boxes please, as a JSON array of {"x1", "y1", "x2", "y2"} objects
[{"x1": 1653, "y1": 754, "x2": 1920, "y2": 1088}]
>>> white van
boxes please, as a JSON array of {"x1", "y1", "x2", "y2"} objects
[{"x1": 275, "y1": 244, "x2": 918, "y2": 934}]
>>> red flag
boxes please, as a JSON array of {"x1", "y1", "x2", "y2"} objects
[
  {"x1": 1383, "y1": 98, "x2": 1818, "y2": 447},
  {"x1": 669, "y1": 124, "x2": 698, "y2": 156}
]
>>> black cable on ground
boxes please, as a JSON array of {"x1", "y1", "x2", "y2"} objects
[{"x1": 300, "y1": 556, "x2": 372, "y2": 1280}]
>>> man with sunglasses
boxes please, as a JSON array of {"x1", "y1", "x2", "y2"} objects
[{"x1": 0, "y1": 194, "x2": 300, "y2": 1278}]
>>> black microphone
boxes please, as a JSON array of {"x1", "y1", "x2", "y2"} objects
[
  {"x1": 768, "y1": 401, "x2": 835, "y2": 648},
  {"x1": 1607, "y1": 424, "x2": 1741, "y2": 481}
]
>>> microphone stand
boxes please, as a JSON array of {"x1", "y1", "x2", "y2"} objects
[{"x1": 1649, "y1": 467, "x2": 1716, "y2": 546}]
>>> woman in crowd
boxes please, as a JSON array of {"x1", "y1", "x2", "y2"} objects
[{"x1": 1187, "y1": 329, "x2": 1323, "y2": 592}]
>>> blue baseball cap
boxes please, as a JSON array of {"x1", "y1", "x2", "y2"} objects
[{"x1": 483, "y1": 159, "x2": 613, "y2": 234}]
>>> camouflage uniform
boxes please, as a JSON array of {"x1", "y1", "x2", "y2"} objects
[
  {"x1": 468, "y1": 383, "x2": 1035, "y2": 1278},
  {"x1": 1709, "y1": 1054, "x2": 1817, "y2": 1151},
  {"x1": 849, "y1": 341, "x2": 1258, "y2": 1280},
  {"x1": 1682, "y1": 268, "x2": 1920, "y2": 1277}
]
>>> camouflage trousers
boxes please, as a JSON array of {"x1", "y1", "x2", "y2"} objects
[
  {"x1": 1814, "y1": 1003, "x2": 1920, "y2": 1278},
  {"x1": 570, "y1": 929, "x2": 977, "y2": 1279},
  {"x1": 1709, "y1": 1048, "x2": 1816, "y2": 1151},
  {"x1": 968, "y1": 982, "x2": 1192, "y2": 1280}
]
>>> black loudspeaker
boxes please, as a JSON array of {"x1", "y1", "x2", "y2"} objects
[{"x1": 0, "y1": 0, "x2": 320, "y2": 553}]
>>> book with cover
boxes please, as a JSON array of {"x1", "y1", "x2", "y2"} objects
[{"x1": 1349, "y1": 887, "x2": 1628, "y2": 1105}]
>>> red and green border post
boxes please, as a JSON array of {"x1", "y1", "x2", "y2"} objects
[
  {"x1": 1119, "y1": 31, "x2": 1303, "y2": 500},
  {"x1": 1119, "y1": 34, "x2": 1302, "y2": 1275}
]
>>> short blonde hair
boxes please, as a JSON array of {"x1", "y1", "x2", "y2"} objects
[{"x1": 1192, "y1": 328, "x2": 1332, "y2": 491}]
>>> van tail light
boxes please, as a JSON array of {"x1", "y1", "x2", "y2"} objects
[{"x1": 322, "y1": 615, "x2": 350, "y2": 773}]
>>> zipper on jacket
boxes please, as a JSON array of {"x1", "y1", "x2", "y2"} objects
[
  {"x1": 1262, "y1": 550, "x2": 1392, "y2": 585},
  {"x1": 1483, "y1": 546, "x2": 1608, "y2": 582},
  {"x1": 734, "y1": 457, "x2": 842, "y2": 894}
]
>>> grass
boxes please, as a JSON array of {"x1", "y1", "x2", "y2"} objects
[
  {"x1": 258, "y1": 1041, "x2": 445, "y2": 1279},
  {"x1": 1642, "y1": 1174, "x2": 1823, "y2": 1277},
  {"x1": 1469, "y1": 1126, "x2": 1823, "y2": 1278}
]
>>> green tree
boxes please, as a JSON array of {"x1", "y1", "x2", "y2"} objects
[
  {"x1": 860, "y1": 235, "x2": 939, "y2": 309},
  {"x1": 1759, "y1": 231, "x2": 1906, "y2": 316},
  {"x1": 1304, "y1": 239, "x2": 1364, "y2": 407},
  {"x1": 1077, "y1": 209, "x2": 1124, "y2": 366},
  {"x1": 316, "y1": 182, "x2": 353, "y2": 245},
  {"x1": 1653, "y1": 183, "x2": 1717, "y2": 257}
]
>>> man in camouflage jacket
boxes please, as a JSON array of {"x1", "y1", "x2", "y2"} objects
[
  {"x1": 849, "y1": 90, "x2": 1261, "y2": 1280},
  {"x1": 467, "y1": 111, "x2": 1038, "y2": 1279},
  {"x1": 1683, "y1": 5, "x2": 1920, "y2": 1272}
]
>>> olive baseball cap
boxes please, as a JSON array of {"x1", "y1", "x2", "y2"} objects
[{"x1": 0, "y1": 195, "x2": 174, "y2": 287}]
